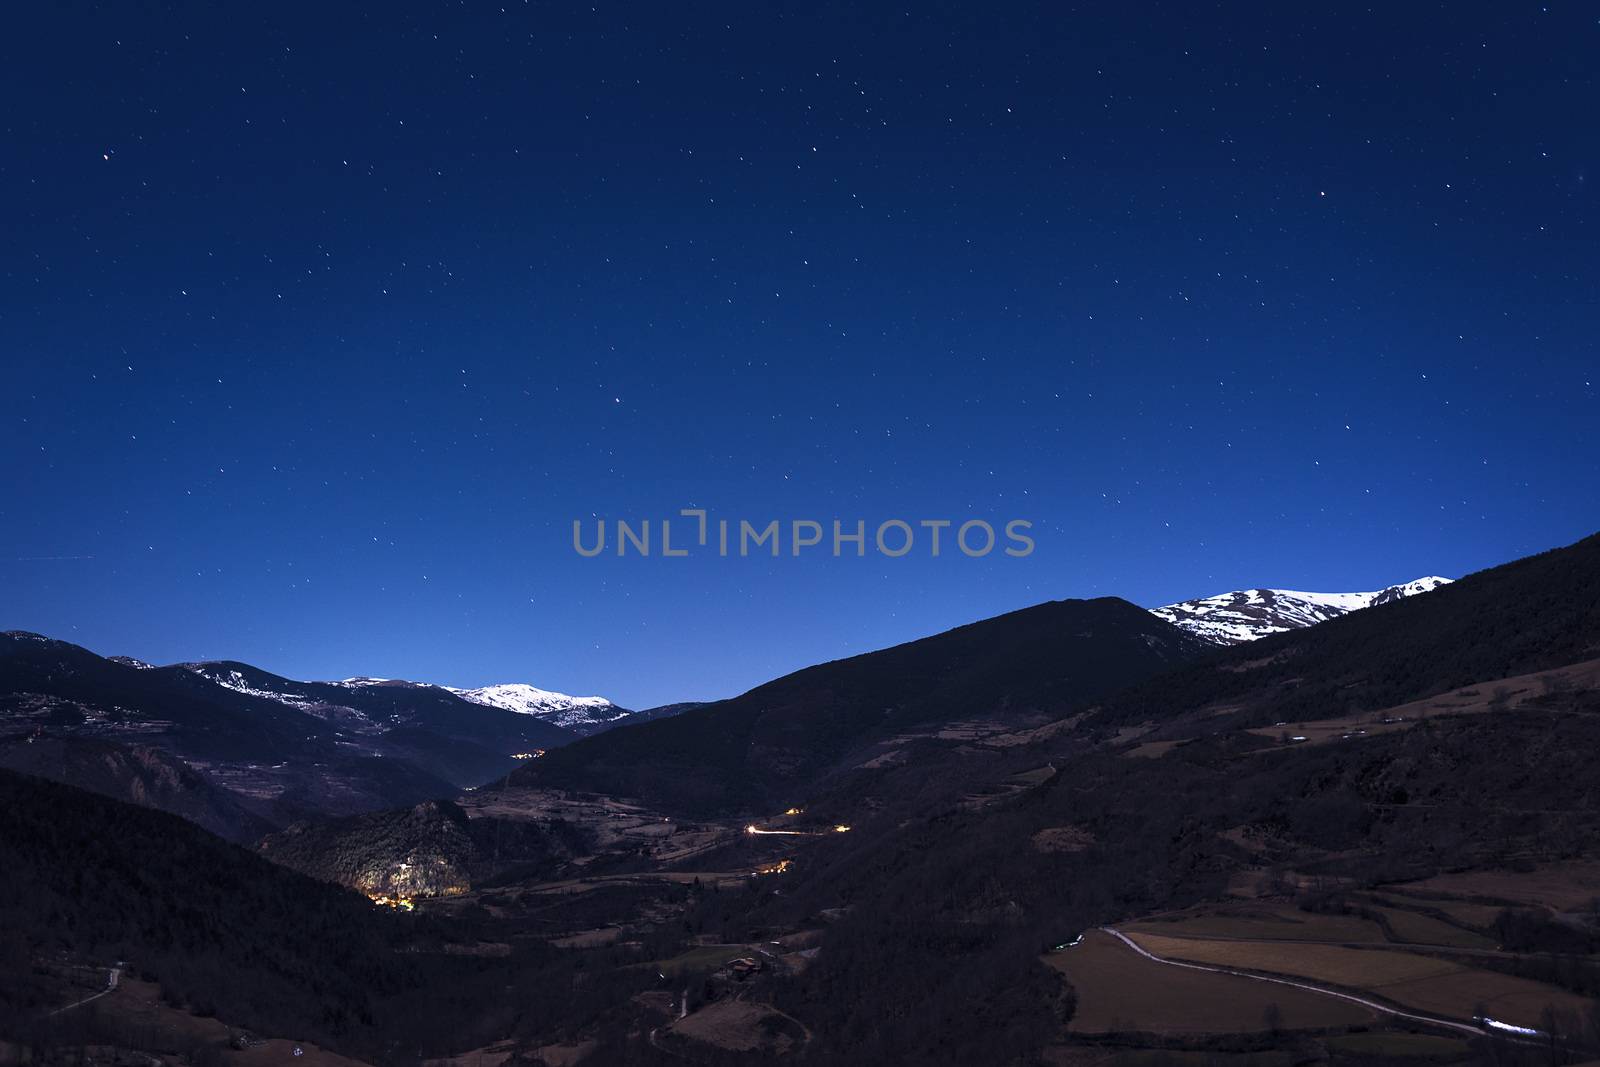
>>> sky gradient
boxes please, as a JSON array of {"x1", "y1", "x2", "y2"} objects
[{"x1": 4, "y1": 3, "x2": 1597, "y2": 707}]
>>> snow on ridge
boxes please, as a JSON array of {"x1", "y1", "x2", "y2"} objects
[
  {"x1": 450, "y1": 682, "x2": 612, "y2": 710},
  {"x1": 325, "y1": 675, "x2": 623, "y2": 729},
  {"x1": 1151, "y1": 575, "x2": 1453, "y2": 645},
  {"x1": 448, "y1": 683, "x2": 626, "y2": 731},
  {"x1": 333, "y1": 676, "x2": 627, "y2": 731},
  {"x1": 180, "y1": 663, "x2": 322, "y2": 708}
]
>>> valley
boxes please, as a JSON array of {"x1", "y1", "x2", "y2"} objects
[{"x1": 7, "y1": 532, "x2": 1600, "y2": 1066}]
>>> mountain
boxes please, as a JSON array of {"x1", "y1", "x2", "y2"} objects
[
  {"x1": 179, "y1": 661, "x2": 577, "y2": 754},
  {"x1": 0, "y1": 633, "x2": 581, "y2": 831},
  {"x1": 444, "y1": 682, "x2": 632, "y2": 736},
  {"x1": 515, "y1": 597, "x2": 1211, "y2": 816},
  {"x1": 1099, "y1": 535, "x2": 1600, "y2": 733},
  {"x1": 1150, "y1": 575, "x2": 1452, "y2": 644},
  {"x1": 751, "y1": 533, "x2": 1600, "y2": 1065}
]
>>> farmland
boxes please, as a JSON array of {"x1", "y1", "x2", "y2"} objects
[
  {"x1": 1044, "y1": 931, "x2": 1377, "y2": 1035},
  {"x1": 1392, "y1": 862, "x2": 1600, "y2": 912},
  {"x1": 1123, "y1": 907, "x2": 1385, "y2": 944},
  {"x1": 1122, "y1": 932, "x2": 1590, "y2": 1030}
]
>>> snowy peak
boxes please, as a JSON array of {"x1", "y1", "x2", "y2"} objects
[
  {"x1": 1151, "y1": 576, "x2": 1453, "y2": 645},
  {"x1": 446, "y1": 683, "x2": 630, "y2": 735},
  {"x1": 1370, "y1": 576, "x2": 1453, "y2": 606},
  {"x1": 223, "y1": 670, "x2": 634, "y2": 736}
]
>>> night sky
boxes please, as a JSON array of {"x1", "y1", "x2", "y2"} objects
[{"x1": 4, "y1": 3, "x2": 1596, "y2": 708}]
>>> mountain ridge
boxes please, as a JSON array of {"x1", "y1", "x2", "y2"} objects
[
  {"x1": 1151, "y1": 575, "x2": 1452, "y2": 644},
  {"x1": 0, "y1": 633, "x2": 578, "y2": 835},
  {"x1": 516, "y1": 595, "x2": 1212, "y2": 816}
]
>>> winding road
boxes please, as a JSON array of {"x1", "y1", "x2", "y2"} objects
[
  {"x1": 47, "y1": 966, "x2": 121, "y2": 1017},
  {"x1": 1100, "y1": 928, "x2": 1491, "y2": 1038}
]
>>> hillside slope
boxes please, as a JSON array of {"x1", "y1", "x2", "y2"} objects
[
  {"x1": 0, "y1": 737, "x2": 275, "y2": 844},
  {"x1": 0, "y1": 768, "x2": 405, "y2": 1046},
  {"x1": 1095, "y1": 531, "x2": 1600, "y2": 733},
  {"x1": 516, "y1": 597, "x2": 1210, "y2": 816}
]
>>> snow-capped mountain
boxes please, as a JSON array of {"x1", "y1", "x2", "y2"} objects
[
  {"x1": 325, "y1": 676, "x2": 633, "y2": 736},
  {"x1": 1151, "y1": 576, "x2": 1452, "y2": 645},
  {"x1": 446, "y1": 683, "x2": 631, "y2": 735}
]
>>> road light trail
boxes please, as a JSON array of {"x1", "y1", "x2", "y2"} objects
[{"x1": 744, "y1": 821, "x2": 852, "y2": 836}]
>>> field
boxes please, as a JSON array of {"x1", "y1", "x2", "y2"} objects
[
  {"x1": 54, "y1": 977, "x2": 371, "y2": 1067},
  {"x1": 1123, "y1": 739, "x2": 1186, "y2": 759},
  {"x1": 548, "y1": 927, "x2": 622, "y2": 948},
  {"x1": 1392, "y1": 861, "x2": 1600, "y2": 911},
  {"x1": 1044, "y1": 931, "x2": 1376, "y2": 1034},
  {"x1": 1367, "y1": 904, "x2": 1496, "y2": 950},
  {"x1": 1124, "y1": 907, "x2": 1384, "y2": 944},
  {"x1": 648, "y1": 944, "x2": 752, "y2": 978},
  {"x1": 664, "y1": 1000, "x2": 809, "y2": 1054},
  {"x1": 1123, "y1": 932, "x2": 1590, "y2": 1030},
  {"x1": 1369, "y1": 894, "x2": 1507, "y2": 931}
]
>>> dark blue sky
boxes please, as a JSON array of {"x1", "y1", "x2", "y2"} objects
[{"x1": 4, "y1": 3, "x2": 1596, "y2": 708}]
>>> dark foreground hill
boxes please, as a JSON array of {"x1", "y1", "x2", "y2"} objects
[
  {"x1": 0, "y1": 768, "x2": 404, "y2": 1047},
  {"x1": 514, "y1": 596, "x2": 1211, "y2": 816},
  {"x1": 0, "y1": 769, "x2": 658, "y2": 1064}
]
